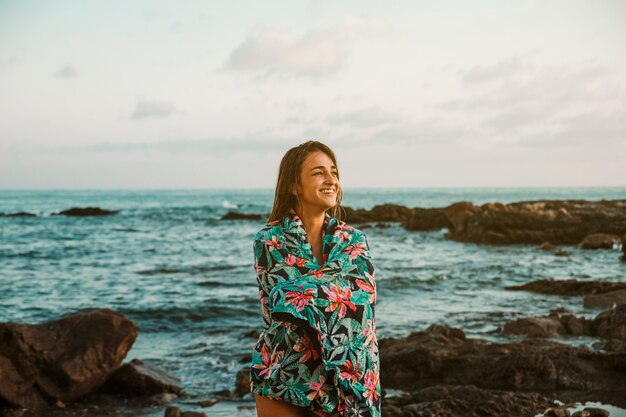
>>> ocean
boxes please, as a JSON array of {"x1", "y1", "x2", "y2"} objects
[{"x1": 1, "y1": 187, "x2": 625, "y2": 416}]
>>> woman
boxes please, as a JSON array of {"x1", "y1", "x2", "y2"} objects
[{"x1": 250, "y1": 140, "x2": 381, "y2": 417}]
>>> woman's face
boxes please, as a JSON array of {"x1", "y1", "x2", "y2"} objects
[{"x1": 293, "y1": 151, "x2": 340, "y2": 214}]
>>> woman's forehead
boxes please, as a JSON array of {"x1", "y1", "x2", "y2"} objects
[{"x1": 302, "y1": 151, "x2": 335, "y2": 169}]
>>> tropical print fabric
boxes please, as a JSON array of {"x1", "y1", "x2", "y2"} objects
[{"x1": 250, "y1": 208, "x2": 381, "y2": 417}]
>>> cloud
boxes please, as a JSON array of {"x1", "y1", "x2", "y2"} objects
[
  {"x1": 54, "y1": 64, "x2": 78, "y2": 79},
  {"x1": 131, "y1": 100, "x2": 181, "y2": 120},
  {"x1": 460, "y1": 56, "x2": 522, "y2": 84},
  {"x1": 327, "y1": 106, "x2": 396, "y2": 128},
  {"x1": 223, "y1": 15, "x2": 390, "y2": 77}
]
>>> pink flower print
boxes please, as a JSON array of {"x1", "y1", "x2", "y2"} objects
[
  {"x1": 293, "y1": 334, "x2": 320, "y2": 363},
  {"x1": 252, "y1": 343, "x2": 284, "y2": 379},
  {"x1": 364, "y1": 319, "x2": 377, "y2": 356},
  {"x1": 362, "y1": 368, "x2": 379, "y2": 406},
  {"x1": 284, "y1": 286, "x2": 316, "y2": 312},
  {"x1": 310, "y1": 269, "x2": 325, "y2": 279},
  {"x1": 263, "y1": 235, "x2": 283, "y2": 249},
  {"x1": 321, "y1": 283, "x2": 356, "y2": 318},
  {"x1": 344, "y1": 241, "x2": 367, "y2": 260},
  {"x1": 284, "y1": 253, "x2": 308, "y2": 267},
  {"x1": 306, "y1": 374, "x2": 331, "y2": 400},
  {"x1": 338, "y1": 359, "x2": 363, "y2": 383}
]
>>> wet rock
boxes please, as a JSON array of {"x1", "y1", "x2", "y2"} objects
[
  {"x1": 378, "y1": 324, "x2": 626, "y2": 405},
  {"x1": 579, "y1": 233, "x2": 622, "y2": 249},
  {"x1": 544, "y1": 407, "x2": 571, "y2": 416},
  {"x1": 143, "y1": 392, "x2": 178, "y2": 406},
  {"x1": 540, "y1": 241, "x2": 556, "y2": 251},
  {"x1": 181, "y1": 412, "x2": 207, "y2": 417},
  {"x1": 164, "y1": 406, "x2": 181, "y2": 417},
  {"x1": 584, "y1": 290, "x2": 626, "y2": 308},
  {"x1": 592, "y1": 304, "x2": 626, "y2": 340},
  {"x1": 220, "y1": 211, "x2": 263, "y2": 220},
  {"x1": 234, "y1": 366, "x2": 250, "y2": 397},
  {"x1": 1, "y1": 212, "x2": 37, "y2": 217},
  {"x1": 443, "y1": 199, "x2": 626, "y2": 245},
  {"x1": 506, "y1": 279, "x2": 626, "y2": 296},
  {"x1": 99, "y1": 358, "x2": 182, "y2": 397},
  {"x1": 381, "y1": 384, "x2": 555, "y2": 417},
  {"x1": 403, "y1": 205, "x2": 455, "y2": 231},
  {"x1": 0, "y1": 308, "x2": 137, "y2": 410},
  {"x1": 571, "y1": 407, "x2": 610, "y2": 417},
  {"x1": 56, "y1": 207, "x2": 117, "y2": 216},
  {"x1": 503, "y1": 316, "x2": 567, "y2": 338},
  {"x1": 198, "y1": 399, "x2": 219, "y2": 407},
  {"x1": 343, "y1": 204, "x2": 414, "y2": 224}
]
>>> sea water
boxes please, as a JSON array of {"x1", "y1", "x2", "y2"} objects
[{"x1": 1, "y1": 187, "x2": 625, "y2": 416}]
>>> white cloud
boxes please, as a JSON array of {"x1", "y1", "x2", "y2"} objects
[
  {"x1": 54, "y1": 64, "x2": 78, "y2": 79},
  {"x1": 327, "y1": 106, "x2": 396, "y2": 128},
  {"x1": 131, "y1": 100, "x2": 182, "y2": 120},
  {"x1": 223, "y1": 15, "x2": 390, "y2": 77}
]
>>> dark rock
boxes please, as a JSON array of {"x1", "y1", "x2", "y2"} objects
[
  {"x1": 378, "y1": 324, "x2": 626, "y2": 405},
  {"x1": 381, "y1": 384, "x2": 555, "y2": 417},
  {"x1": 443, "y1": 199, "x2": 626, "y2": 245},
  {"x1": 506, "y1": 279, "x2": 626, "y2": 296},
  {"x1": 220, "y1": 211, "x2": 263, "y2": 220},
  {"x1": 403, "y1": 205, "x2": 456, "y2": 231},
  {"x1": 164, "y1": 406, "x2": 182, "y2": 417},
  {"x1": 544, "y1": 407, "x2": 571, "y2": 416},
  {"x1": 198, "y1": 399, "x2": 219, "y2": 407},
  {"x1": 584, "y1": 290, "x2": 626, "y2": 308},
  {"x1": 579, "y1": 233, "x2": 622, "y2": 249},
  {"x1": 540, "y1": 241, "x2": 556, "y2": 251},
  {"x1": 99, "y1": 358, "x2": 182, "y2": 397},
  {"x1": 243, "y1": 329, "x2": 260, "y2": 339},
  {"x1": 0, "y1": 308, "x2": 137, "y2": 410},
  {"x1": 56, "y1": 207, "x2": 117, "y2": 216},
  {"x1": 143, "y1": 392, "x2": 178, "y2": 406},
  {"x1": 181, "y1": 412, "x2": 207, "y2": 417},
  {"x1": 1, "y1": 212, "x2": 37, "y2": 217},
  {"x1": 503, "y1": 316, "x2": 566, "y2": 338},
  {"x1": 555, "y1": 250, "x2": 572, "y2": 256},
  {"x1": 343, "y1": 204, "x2": 414, "y2": 224},
  {"x1": 234, "y1": 367, "x2": 250, "y2": 397},
  {"x1": 592, "y1": 304, "x2": 626, "y2": 340},
  {"x1": 571, "y1": 407, "x2": 610, "y2": 417}
]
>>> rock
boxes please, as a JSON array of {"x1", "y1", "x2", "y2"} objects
[
  {"x1": 381, "y1": 384, "x2": 555, "y2": 417},
  {"x1": 403, "y1": 205, "x2": 455, "y2": 231},
  {"x1": 503, "y1": 317, "x2": 566, "y2": 338},
  {"x1": 198, "y1": 399, "x2": 219, "y2": 407},
  {"x1": 443, "y1": 199, "x2": 626, "y2": 245},
  {"x1": 555, "y1": 250, "x2": 572, "y2": 256},
  {"x1": 584, "y1": 289, "x2": 626, "y2": 308},
  {"x1": 506, "y1": 279, "x2": 626, "y2": 296},
  {"x1": 622, "y1": 233, "x2": 626, "y2": 262},
  {"x1": 592, "y1": 304, "x2": 626, "y2": 340},
  {"x1": 571, "y1": 407, "x2": 610, "y2": 417},
  {"x1": 181, "y1": 412, "x2": 207, "y2": 417},
  {"x1": 56, "y1": 207, "x2": 117, "y2": 216},
  {"x1": 0, "y1": 308, "x2": 137, "y2": 410},
  {"x1": 343, "y1": 204, "x2": 414, "y2": 224},
  {"x1": 378, "y1": 324, "x2": 626, "y2": 405},
  {"x1": 143, "y1": 392, "x2": 178, "y2": 406},
  {"x1": 540, "y1": 241, "x2": 556, "y2": 251},
  {"x1": 220, "y1": 211, "x2": 263, "y2": 220},
  {"x1": 544, "y1": 407, "x2": 571, "y2": 416},
  {"x1": 1, "y1": 212, "x2": 37, "y2": 217},
  {"x1": 99, "y1": 358, "x2": 183, "y2": 397},
  {"x1": 579, "y1": 233, "x2": 622, "y2": 249},
  {"x1": 234, "y1": 367, "x2": 250, "y2": 397},
  {"x1": 164, "y1": 406, "x2": 182, "y2": 417}
]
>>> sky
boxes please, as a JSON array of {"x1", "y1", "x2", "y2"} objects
[{"x1": 1, "y1": 0, "x2": 625, "y2": 189}]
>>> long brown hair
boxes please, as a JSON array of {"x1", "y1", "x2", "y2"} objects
[{"x1": 267, "y1": 140, "x2": 345, "y2": 225}]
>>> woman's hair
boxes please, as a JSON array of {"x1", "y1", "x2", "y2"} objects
[{"x1": 267, "y1": 140, "x2": 345, "y2": 224}]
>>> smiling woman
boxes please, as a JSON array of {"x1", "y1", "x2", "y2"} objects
[{"x1": 250, "y1": 140, "x2": 381, "y2": 417}]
